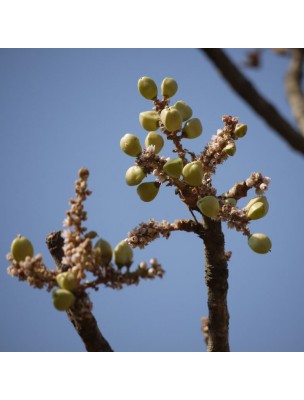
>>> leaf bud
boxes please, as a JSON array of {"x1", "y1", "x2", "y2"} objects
[
  {"x1": 245, "y1": 196, "x2": 269, "y2": 220},
  {"x1": 173, "y1": 101, "x2": 193, "y2": 121},
  {"x1": 114, "y1": 240, "x2": 133, "y2": 268},
  {"x1": 137, "y1": 182, "x2": 160, "y2": 202},
  {"x1": 52, "y1": 289, "x2": 75, "y2": 311},
  {"x1": 161, "y1": 77, "x2": 178, "y2": 99},
  {"x1": 125, "y1": 165, "x2": 146, "y2": 186},
  {"x1": 145, "y1": 131, "x2": 164, "y2": 154},
  {"x1": 139, "y1": 111, "x2": 160, "y2": 131},
  {"x1": 94, "y1": 238, "x2": 113, "y2": 265},
  {"x1": 11, "y1": 235, "x2": 34, "y2": 262},
  {"x1": 160, "y1": 107, "x2": 182, "y2": 132},
  {"x1": 163, "y1": 158, "x2": 183, "y2": 178},
  {"x1": 182, "y1": 118, "x2": 203, "y2": 139},
  {"x1": 56, "y1": 271, "x2": 79, "y2": 292},
  {"x1": 223, "y1": 142, "x2": 236, "y2": 156},
  {"x1": 234, "y1": 123, "x2": 247, "y2": 138}
]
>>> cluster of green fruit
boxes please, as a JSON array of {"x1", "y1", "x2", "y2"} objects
[{"x1": 10, "y1": 234, "x2": 134, "y2": 311}]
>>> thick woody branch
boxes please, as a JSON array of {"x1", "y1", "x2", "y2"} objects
[
  {"x1": 285, "y1": 49, "x2": 304, "y2": 137},
  {"x1": 202, "y1": 217, "x2": 230, "y2": 352},
  {"x1": 46, "y1": 231, "x2": 113, "y2": 352},
  {"x1": 201, "y1": 48, "x2": 304, "y2": 155}
]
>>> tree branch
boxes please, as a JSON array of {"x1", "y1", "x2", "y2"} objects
[
  {"x1": 46, "y1": 231, "x2": 113, "y2": 352},
  {"x1": 285, "y1": 49, "x2": 304, "y2": 137},
  {"x1": 202, "y1": 217, "x2": 230, "y2": 351},
  {"x1": 201, "y1": 48, "x2": 304, "y2": 155}
]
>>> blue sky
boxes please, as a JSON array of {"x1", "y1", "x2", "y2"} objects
[{"x1": 1, "y1": 48, "x2": 303, "y2": 352}]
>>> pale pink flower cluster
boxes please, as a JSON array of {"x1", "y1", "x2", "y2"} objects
[{"x1": 127, "y1": 219, "x2": 172, "y2": 249}]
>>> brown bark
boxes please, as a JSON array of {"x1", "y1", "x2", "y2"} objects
[
  {"x1": 201, "y1": 48, "x2": 304, "y2": 156},
  {"x1": 46, "y1": 231, "x2": 113, "y2": 352},
  {"x1": 202, "y1": 217, "x2": 230, "y2": 351}
]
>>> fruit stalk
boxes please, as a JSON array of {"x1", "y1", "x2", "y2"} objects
[
  {"x1": 46, "y1": 231, "x2": 113, "y2": 352},
  {"x1": 202, "y1": 217, "x2": 230, "y2": 352}
]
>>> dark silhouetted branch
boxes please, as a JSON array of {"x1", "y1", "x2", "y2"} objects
[{"x1": 201, "y1": 48, "x2": 304, "y2": 156}]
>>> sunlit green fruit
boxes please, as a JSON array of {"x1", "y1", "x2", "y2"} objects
[
  {"x1": 114, "y1": 240, "x2": 133, "y2": 268},
  {"x1": 11, "y1": 235, "x2": 34, "y2": 262},
  {"x1": 247, "y1": 202, "x2": 267, "y2": 220},
  {"x1": 182, "y1": 118, "x2": 203, "y2": 139},
  {"x1": 120, "y1": 134, "x2": 142, "y2": 157},
  {"x1": 161, "y1": 77, "x2": 178, "y2": 99},
  {"x1": 197, "y1": 196, "x2": 220, "y2": 218},
  {"x1": 125, "y1": 166, "x2": 146, "y2": 186},
  {"x1": 224, "y1": 198, "x2": 237, "y2": 207},
  {"x1": 145, "y1": 131, "x2": 164, "y2": 154},
  {"x1": 160, "y1": 107, "x2": 182, "y2": 132},
  {"x1": 138, "y1": 76, "x2": 158, "y2": 100},
  {"x1": 182, "y1": 161, "x2": 204, "y2": 186},
  {"x1": 245, "y1": 196, "x2": 269, "y2": 218},
  {"x1": 137, "y1": 182, "x2": 160, "y2": 202},
  {"x1": 234, "y1": 123, "x2": 247, "y2": 138},
  {"x1": 56, "y1": 272, "x2": 79, "y2": 292},
  {"x1": 139, "y1": 111, "x2": 160, "y2": 131},
  {"x1": 223, "y1": 142, "x2": 236, "y2": 156},
  {"x1": 163, "y1": 158, "x2": 183, "y2": 178},
  {"x1": 52, "y1": 289, "x2": 75, "y2": 311},
  {"x1": 173, "y1": 101, "x2": 193, "y2": 121},
  {"x1": 248, "y1": 233, "x2": 272, "y2": 254},
  {"x1": 94, "y1": 238, "x2": 113, "y2": 265}
]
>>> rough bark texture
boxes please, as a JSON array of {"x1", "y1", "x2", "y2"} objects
[
  {"x1": 285, "y1": 49, "x2": 304, "y2": 137},
  {"x1": 46, "y1": 231, "x2": 113, "y2": 352},
  {"x1": 201, "y1": 48, "x2": 304, "y2": 156},
  {"x1": 202, "y1": 217, "x2": 230, "y2": 352}
]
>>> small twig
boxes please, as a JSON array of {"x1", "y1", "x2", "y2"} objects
[
  {"x1": 46, "y1": 231, "x2": 113, "y2": 352},
  {"x1": 201, "y1": 48, "x2": 304, "y2": 155}
]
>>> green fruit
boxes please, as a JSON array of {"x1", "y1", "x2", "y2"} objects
[
  {"x1": 224, "y1": 198, "x2": 237, "y2": 207},
  {"x1": 95, "y1": 238, "x2": 113, "y2": 265},
  {"x1": 139, "y1": 111, "x2": 159, "y2": 131},
  {"x1": 125, "y1": 166, "x2": 145, "y2": 186},
  {"x1": 161, "y1": 78, "x2": 178, "y2": 99},
  {"x1": 182, "y1": 118, "x2": 203, "y2": 139},
  {"x1": 245, "y1": 196, "x2": 269, "y2": 220},
  {"x1": 223, "y1": 142, "x2": 236, "y2": 156},
  {"x1": 145, "y1": 131, "x2": 164, "y2": 154},
  {"x1": 160, "y1": 107, "x2": 182, "y2": 132},
  {"x1": 56, "y1": 272, "x2": 79, "y2": 292},
  {"x1": 234, "y1": 123, "x2": 247, "y2": 138},
  {"x1": 173, "y1": 101, "x2": 193, "y2": 121},
  {"x1": 197, "y1": 196, "x2": 220, "y2": 218},
  {"x1": 247, "y1": 202, "x2": 267, "y2": 220},
  {"x1": 114, "y1": 240, "x2": 133, "y2": 268},
  {"x1": 163, "y1": 158, "x2": 183, "y2": 178},
  {"x1": 52, "y1": 289, "x2": 75, "y2": 311},
  {"x1": 11, "y1": 235, "x2": 34, "y2": 262},
  {"x1": 248, "y1": 233, "x2": 272, "y2": 254},
  {"x1": 137, "y1": 182, "x2": 160, "y2": 202},
  {"x1": 182, "y1": 161, "x2": 204, "y2": 186},
  {"x1": 120, "y1": 134, "x2": 142, "y2": 157},
  {"x1": 138, "y1": 77, "x2": 158, "y2": 100}
]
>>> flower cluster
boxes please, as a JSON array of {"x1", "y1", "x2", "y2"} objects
[{"x1": 120, "y1": 77, "x2": 272, "y2": 254}]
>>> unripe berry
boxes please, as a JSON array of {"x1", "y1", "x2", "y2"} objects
[
  {"x1": 138, "y1": 76, "x2": 158, "y2": 100},
  {"x1": 114, "y1": 240, "x2": 133, "y2": 268},
  {"x1": 161, "y1": 77, "x2": 178, "y2": 99},
  {"x1": 197, "y1": 196, "x2": 220, "y2": 218},
  {"x1": 182, "y1": 118, "x2": 203, "y2": 139},
  {"x1": 94, "y1": 238, "x2": 113, "y2": 265},
  {"x1": 11, "y1": 235, "x2": 34, "y2": 262},
  {"x1": 137, "y1": 182, "x2": 160, "y2": 202},
  {"x1": 173, "y1": 101, "x2": 193, "y2": 121},
  {"x1": 163, "y1": 158, "x2": 183, "y2": 178},
  {"x1": 234, "y1": 123, "x2": 247, "y2": 138},
  {"x1": 224, "y1": 198, "x2": 237, "y2": 207},
  {"x1": 245, "y1": 196, "x2": 269, "y2": 220},
  {"x1": 182, "y1": 161, "x2": 204, "y2": 186},
  {"x1": 223, "y1": 142, "x2": 236, "y2": 156},
  {"x1": 160, "y1": 107, "x2": 182, "y2": 132},
  {"x1": 56, "y1": 271, "x2": 79, "y2": 292},
  {"x1": 248, "y1": 233, "x2": 272, "y2": 254},
  {"x1": 120, "y1": 134, "x2": 142, "y2": 157},
  {"x1": 52, "y1": 289, "x2": 75, "y2": 311},
  {"x1": 125, "y1": 165, "x2": 145, "y2": 186},
  {"x1": 145, "y1": 131, "x2": 164, "y2": 154},
  {"x1": 139, "y1": 111, "x2": 160, "y2": 131}
]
